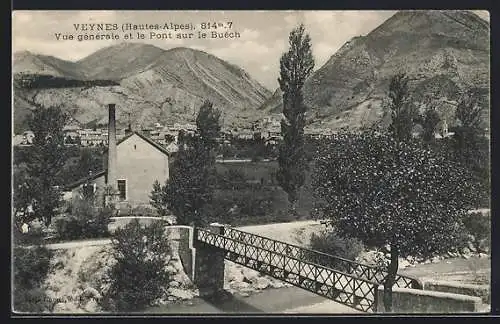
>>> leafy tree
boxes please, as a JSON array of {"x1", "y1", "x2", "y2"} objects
[
  {"x1": 196, "y1": 100, "x2": 222, "y2": 152},
  {"x1": 385, "y1": 72, "x2": 418, "y2": 142},
  {"x1": 149, "y1": 180, "x2": 168, "y2": 216},
  {"x1": 103, "y1": 219, "x2": 170, "y2": 311},
  {"x1": 421, "y1": 107, "x2": 441, "y2": 142},
  {"x1": 277, "y1": 24, "x2": 315, "y2": 213},
  {"x1": 18, "y1": 104, "x2": 69, "y2": 226},
  {"x1": 162, "y1": 101, "x2": 221, "y2": 226},
  {"x1": 452, "y1": 88, "x2": 490, "y2": 207},
  {"x1": 312, "y1": 130, "x2": 478, "y2": 311}
]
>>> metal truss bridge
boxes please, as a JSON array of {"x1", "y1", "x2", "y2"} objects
[{"x1": 195, "y1": 226, "x2": 422, "y2": 313}]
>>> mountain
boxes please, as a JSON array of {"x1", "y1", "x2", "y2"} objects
[
  {"x1": 13, "y1": 51, "x2": 83, "y2": 79},
  {"x1": 13, "y1": 44, "x2": 272, "y2": 132},
  {"x1": 260, "y1": 10, "x2": 490, "y2": 129}
]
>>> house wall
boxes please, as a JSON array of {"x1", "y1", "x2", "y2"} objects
[{"x1": 115, "y1": 134, "x2": 169, "y2": 206}]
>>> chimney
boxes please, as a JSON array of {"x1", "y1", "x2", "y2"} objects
[
  {"x1": 107, "y1": 103, "x2": 117, "y2": 191},
  {"x1": 125, "y1": 112, "x2": 132, "y2": 135}
]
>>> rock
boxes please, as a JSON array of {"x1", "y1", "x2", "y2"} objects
[
  {"x1": 270, "y1": 281, "x2": 286, "y2": 289},
  {"x1": 166, "y1": 265, "x2": 178, "y2": 274},
  {"x1": 478, "y1": 252, "x2": 489, "y2": 258},
  {"x1": 239, "y1": 292, "x2": 250, "y2": 297},
  {"x1": 168, "y1": 288, "x2": 194, "y2": 300},
  {"x1": 462, "y1": 247, "x2": 471, "y2": 255},
  {"x1": 82, "y1": 287, "x2": 102, "y2": 300},
  {"x1": 398, "y1": 258, "x2": 410, "y2": 269},
  {"x1": 242, "y1": 268, "x2": 260, "y2": 283},
  {"x1": 431, "y1": 256, "x2": 440, "y2": 263},
  {"x1": 172, "y1": 273, "x2": 192, "y2": 287},
  {"x1": 53, "y1": 302, "x2": 84, "y2": 313},
  {"x1": 83, "y1": 299, "x2": 99, "y2": 313},
  {"x1": 231, "y1": 281, "x2": 250, "y2": 290},
  {"x1": 423, "y1": 259, "x2": 431, "y2": 264},
  {"x1": 225, "y1": 266, "x2": 245, "y2": 283},
  {"x1": 462, "y1": 254, "x2": 470, "y2": 259},
  {"x1": 468, "y1": 242, "x2": 477, "y2": 252},
  {"x1": 167, "y1": 296, "x2": 177, "y2": 301},
  {"x1": 169, "y1": 280, "x2": 180, "y2": 288},
  {"x1": 254, "y1": 277, "x2": 270, "y2": 290}
]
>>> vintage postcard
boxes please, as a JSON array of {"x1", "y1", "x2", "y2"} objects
[{"x1": 11, "y1": 10, "x2": 491, "y2": 315}]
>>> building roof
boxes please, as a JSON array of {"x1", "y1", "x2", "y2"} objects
[
  {"x1": 64, "y1": 131, "x2": 171, "y2": 191},
  {"x1": 118, "y1": 131, "x2": 171, "y2": 156},
  {"x1": 64, "y1": 170, "x2": 106, "y2": 191}
]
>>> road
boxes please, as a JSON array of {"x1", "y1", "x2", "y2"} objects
[{"x1": 144, "y1": 287, "x2": 360, "y2": 314}]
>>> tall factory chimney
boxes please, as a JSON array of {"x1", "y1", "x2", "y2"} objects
[{"x1": 107, "y1": 103, "x2": 117, "y2": 192}]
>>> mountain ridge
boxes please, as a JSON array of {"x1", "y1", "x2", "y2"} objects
[
  {"x1": 13, "y1": 43, "x2": 273, "y2": 132},
  {"x1": 259, "y1": 10, "x2": 490, "y2": 130}
]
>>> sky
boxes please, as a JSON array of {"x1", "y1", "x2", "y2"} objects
[{"x1": 12, "y1": 10, "x2": 490, "y2": 91}]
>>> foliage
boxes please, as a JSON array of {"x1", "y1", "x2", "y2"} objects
[
  {"x1": 54, "y1": 193, "x2": 111, "y2": 241},
  {"x1": 312, "y1": 130, "x2": 479, "y2": 310},
  {"x1": 452, "y1": 88, "x2": 490, "y2": 207},
  {"x1": 307, "y1": 229, "x2": 365, "y2": 272},
  {"x1": 277, "y1": 24, "x2": 315, "y2": 208},
  {"x1": 13, "y1": 245, "x2": 53, "y2": 312},
  {"x1": 463, "y1": 212, "x2": 491, "y2": 252},
  {"x1": 421, "y1": 107, "x2": 441, "y2": 142},
  {"x1": 196, "y1": 100, "x2": 222, "y2": 151},
  {"x1": 15, "y1": 104, "x2": 69, "y2": 226},
  {"x1": 149, "y1": 180, "x2": 168, "y2": 216},
  {"x1": 163, "y1": 101, "x2": 221, "y2": 226},
  {"x1": 385, "y1": 72, "x2": 419, "y2": 142},
  {"x1": 455, "y1": 88, "x2": 487, "y2": 130},
  {"x1": 103, "y1": 219, "x2": 171, "y2": 311}
]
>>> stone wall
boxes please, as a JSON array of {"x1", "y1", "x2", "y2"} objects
[
  {"x1": 193, "y1": 224, "x2": 226, "y2": 297},
  {"x1": 423, "y1": 280, "x2": 490, "y2": 304},
  {"x1": 376, "y1": 286, "x2": 483, "y2": 313}
]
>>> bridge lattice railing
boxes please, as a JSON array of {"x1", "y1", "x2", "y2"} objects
[
  {"x1": 221, "y1": 226, "x2": 422, "y2": 289},
  {"x1": 196, "y1": 227, "x2": 381, "y2": 312}
]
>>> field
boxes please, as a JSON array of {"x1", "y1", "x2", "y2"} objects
[{"x1": 211, "y1": 160, "x2": 315, "y2": 225}]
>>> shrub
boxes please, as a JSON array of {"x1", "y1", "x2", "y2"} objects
[
  {"x1": 307, "y1": 229, "x2": 365, "y2": 272},
  {"x1": 55, "y1": 204, "x2": 112, "y2": 241},
  {"x1": 12, "y1": 225, "x2": 45, "y2": 246},
  {"x1": 103, "y1": 219, "x2": 171, "y2": 311},
  {"x1": 463, "y1": 211, "x2": 491, "y2": 252},
  {"x1": 13, "y1": 246, "x2": 53, "y2": 313}
]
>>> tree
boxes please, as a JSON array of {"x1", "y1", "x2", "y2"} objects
[
  {"x1": 104, "y1": 219, "x2": 170, "y2": 311},
  {"x1": 149, "y1": 180, "x2": 168, "y2": 216},
  {"x1": 421, "y1": 107, "x2": 441, "y2": 142},
  {"x1": 312, "y1": 130, "x2": 478, "y2": 311},
  {"x1": 452, "y1": 88, "x2": 489, "y2": 207},
  {"x1": 18, "y1": 104, "x2": 69, "y2": 226},
  {"x1": 162, "y1": 101, "x2": 221, "y2": 226},
  {"x1": 385, "y1": 72, "x2": 418, "y2": 142},
  {"x1": 277, "y1": 24, "x2": 315, "y2": 214}
]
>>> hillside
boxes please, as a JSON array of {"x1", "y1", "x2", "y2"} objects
[
  {"x1": 13, "y1": 44, "x2": 272, "y2": 132},
  {"x1": 260, "y1": 10, "x2": 490, "y2": 130}
]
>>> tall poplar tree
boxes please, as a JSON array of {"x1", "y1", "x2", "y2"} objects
[{"x1": 276, "y1": 24, "x2": 315, "y2": 214}]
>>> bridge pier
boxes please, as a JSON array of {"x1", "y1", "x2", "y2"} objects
[{"x1": 193, "y1": 223, "x2": 226, "y2": 298}]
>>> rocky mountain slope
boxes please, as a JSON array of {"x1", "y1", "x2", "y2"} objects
[
  {"x1": 260, "y1": 10, "x2": 490, "y2": 130},
  {"x1": 13, "y1": 43, "x2": 272, "y2": 132}
]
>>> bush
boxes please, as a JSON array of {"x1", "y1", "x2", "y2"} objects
[
  {"x1": 13, "y1": 246, "x2": 53, "y2": 313},
  {"x1": 103, "y1": 219, "x2": 171, "y2": 311},
  {"x1": 13, "y1": 225, "x2": 45, "y2": 246},
  {"x1": 307, "y1": 229, "x2": 365, "y2": 272},
  {"x1": 55, "y1": 198, "x2": 112, "y2": 241},
  {"x1": 463, "y1": 212, "x2": 491, "y2": 252}
]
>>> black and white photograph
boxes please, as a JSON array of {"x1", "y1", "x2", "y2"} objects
[{"x1": 11, "y1": 10, "x2": 491, "y2": 315}]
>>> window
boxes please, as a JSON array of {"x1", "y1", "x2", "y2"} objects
[{"x1": 117, "y1": 179, "x2": 127, "y2": 201}]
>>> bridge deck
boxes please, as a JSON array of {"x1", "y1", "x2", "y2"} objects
[{"x1": 196, "y1": 226, "x2": 421, "y2": 313}]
